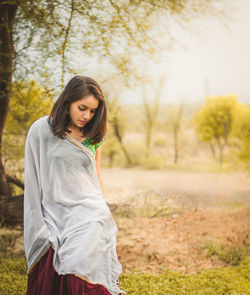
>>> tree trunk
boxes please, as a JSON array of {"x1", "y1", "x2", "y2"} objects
[
  {"x1": 209, "y1": 142, "x2": 217, "y2": 159},
  {"x1": 217, "y1": 139, "x2": 224, "y2": 166},
  {"x1": 0, "y1": 177, "x2": 24, "y2": 226},
  {"x1": 0, "y1": 195, "x2": 23, "y2": 226},
  {"x1": 112, "y1": 116, "x2": 132, "y2": 166},
  {"x1": 174, "y1": 128, "x2": 178, "y2": 164},
  {"x1": 0, "y1": 3, "x2": 18, "y2": 196},
  {"x1": 145, "y1": 121, "x2": 152, "y2": 159},
  {"x1": 108, "y1": 151, "x2": 115, "y2": 167},
  {"x1": 171, "y1": 104, "x2": 183, "y2": 165}
]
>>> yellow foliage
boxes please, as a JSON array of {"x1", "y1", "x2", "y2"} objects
[
  {"x1": 194, "y1": 94, "x2": 238, "y2": 143},
  {"x1": 3, "y1": 80, "x2": 54, "y2": 162},
  {"x1": 232, "y1": 103, "x2": 250, "y2": 167},
  {"x1": 193, "y1": 94, "x2": 249, "y2": 168},
  {"x1": 5, "y1": 80, "x2": 54, "y2": 136}
]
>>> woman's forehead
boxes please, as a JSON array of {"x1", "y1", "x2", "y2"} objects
[{"x1": 76, "y1": 95, "x2": 99, "y2": 109}]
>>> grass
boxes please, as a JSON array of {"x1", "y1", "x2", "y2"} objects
[
  {"x1": 0, "y1": 233, "x2": 27, "y2": 295},
  {"x1": 119, "y1": 257, "x2": 250, "y2": 294},
  {"x1": 0, "y1": 232, "x2": 249, "y2": 295},
  {"x1": 111, "y1": 190, "x2": 181, "y2": 218},
  {"x1": 200, "y1": 239, "x2": 250, "y2": 266}
]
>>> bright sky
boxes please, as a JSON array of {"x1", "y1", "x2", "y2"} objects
[{"x1": 119, "y1": 0, "x2": 250, "y2": 105}]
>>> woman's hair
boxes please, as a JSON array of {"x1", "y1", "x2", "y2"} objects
[{"x1": 49, "y1": 75, "x2": 107, "y2": 145}]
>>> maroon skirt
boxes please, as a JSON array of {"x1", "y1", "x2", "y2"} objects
[{"x1": 26, "y1": 247, "x2": 112, "y2": 295}]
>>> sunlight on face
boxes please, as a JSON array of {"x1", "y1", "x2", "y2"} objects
[{"x1": 69, "y1": 95, "x2": 99, "y2": 129}]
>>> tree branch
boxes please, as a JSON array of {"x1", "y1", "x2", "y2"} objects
[
  {"x1": 6, "y1": 174, "x2": 24, "y2": 190},
  {"x1": 61, "y1": 0, "x2": 74, "y2": 88}
]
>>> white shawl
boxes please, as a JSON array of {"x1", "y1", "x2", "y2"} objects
[{"x1": 24, "y1": 115, "x2": 124, "y2": 295}]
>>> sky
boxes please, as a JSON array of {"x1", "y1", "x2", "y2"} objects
[{"x1": 119, "y1": 0, "x2": 250, "y2": 105}]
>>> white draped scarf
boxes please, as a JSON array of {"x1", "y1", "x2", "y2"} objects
[{"x1": 24, "y1": 115, "x2": 124, "y2": 295}]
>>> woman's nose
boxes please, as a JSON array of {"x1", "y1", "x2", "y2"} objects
[{"x1": 83, "y1": 110, "x2": 90, "y2": 120}]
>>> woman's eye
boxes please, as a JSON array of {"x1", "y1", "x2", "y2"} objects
[
  {"x1": 78, "y1": 107, "x2": 85, "y2": 111},
  {"x1": 91, "y1": 110, "x2": 96, "y2": 113}
]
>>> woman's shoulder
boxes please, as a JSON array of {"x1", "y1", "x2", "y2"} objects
[
  {"x1": 29, "y1": 115, "x2": 49, "y2": 129},
  {"x1": 95, "y1": 141, "x2": 103, "y2": 149},
  {"x1": 27, "y1": 115, "x2": 50, "y2": 139}
]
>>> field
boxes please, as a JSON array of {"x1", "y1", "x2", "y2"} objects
[
  {"x1": 1, "y1": 169, "x2": 249, "y2": 294},
  {"x1": 102, "y1": 169, "x2": 250, "y2": 273}
]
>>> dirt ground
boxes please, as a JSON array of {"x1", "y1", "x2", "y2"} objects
[
  {"x1": 3, "y1": 169, "x2": 250, "y2": 275},
  {"x1": 102, "y1": 169, "x2": 250, "y2": 274},
  {"x1": 116, "y1": 209, "x2": 250, "y2": 273}
]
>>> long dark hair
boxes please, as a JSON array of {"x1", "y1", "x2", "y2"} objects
[{"x1": 49, "y1": 76, "x2": 107, "y2": 145}]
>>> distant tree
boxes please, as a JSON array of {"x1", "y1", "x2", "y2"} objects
[
  {"x1": 102, "y1": 97, "x2": 123, "y2": 167},
  {"x1": 194, "y1": 94, "x2": 238, "y2": 165},
  {"x1": 167, "y1": 103, "x2": 184, "y2": 164},
  {"x1": 107, "y1": 98, "x2": 132, "y2": 166},
  {"x1": 142, "y1": 76, "x2": 164, "y2": 159},
  {"x1": 102, "y1": 126, "x2": 120, "y2": 167},
  {"x1": 232, "y1": 103, "x2": 250, "y2": 170},
  {"x1": 102, "y1": 79, "x2": 132, "y2": 166}
]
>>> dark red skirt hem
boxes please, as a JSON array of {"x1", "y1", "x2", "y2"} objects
[{"x1": 26, "y1": 246, "x2": 112, "y2": 295}]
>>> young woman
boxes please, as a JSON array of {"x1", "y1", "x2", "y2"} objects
[{"x1": 24, "y1": 76, "x2": 124, "y2": 295}]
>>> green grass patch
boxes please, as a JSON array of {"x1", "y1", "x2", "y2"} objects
[
  {"x1": 0, "y1": 233, "x2": 27, "y2": 295},
  {"x1": 0, "y1": 233, "x2": 17, "y2": 254},
  {"x1": 119, "y1": 256, "x2": 250, "y2": 294},
  {"x1": 0, "y1": 255, "x2": 27, "y2": 295},
  {"x1": 200, "y1": 240, "x2": 250, "y2": 266},
  {"x1": 0, "y1": 232, "x2": 249, "y2": 295}
]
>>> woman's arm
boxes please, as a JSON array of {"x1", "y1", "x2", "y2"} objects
[{"x1": 95, "y1": 147, "x2": 104, "y2": 195}]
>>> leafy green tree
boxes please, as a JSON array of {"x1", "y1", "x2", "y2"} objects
[{"x1": 193, "y1": 94, "x2": 238, "y2": 165}]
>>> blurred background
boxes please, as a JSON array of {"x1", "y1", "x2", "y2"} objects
[{"x1": 0, "y1": 0, "x2": 249, "y2": 294}]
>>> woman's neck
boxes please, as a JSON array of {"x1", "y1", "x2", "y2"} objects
[{"x1": 67, "y1": 125, "x2": 86, "y2": 142}]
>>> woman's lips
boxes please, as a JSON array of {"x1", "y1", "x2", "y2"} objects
[{"x1": 79, "y1": 120, "x2": 87, "y2": 124}]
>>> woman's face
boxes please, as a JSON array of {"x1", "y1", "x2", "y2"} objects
[{"x1": 69, "y1": 95, "x2": 99, "y2": 129}]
